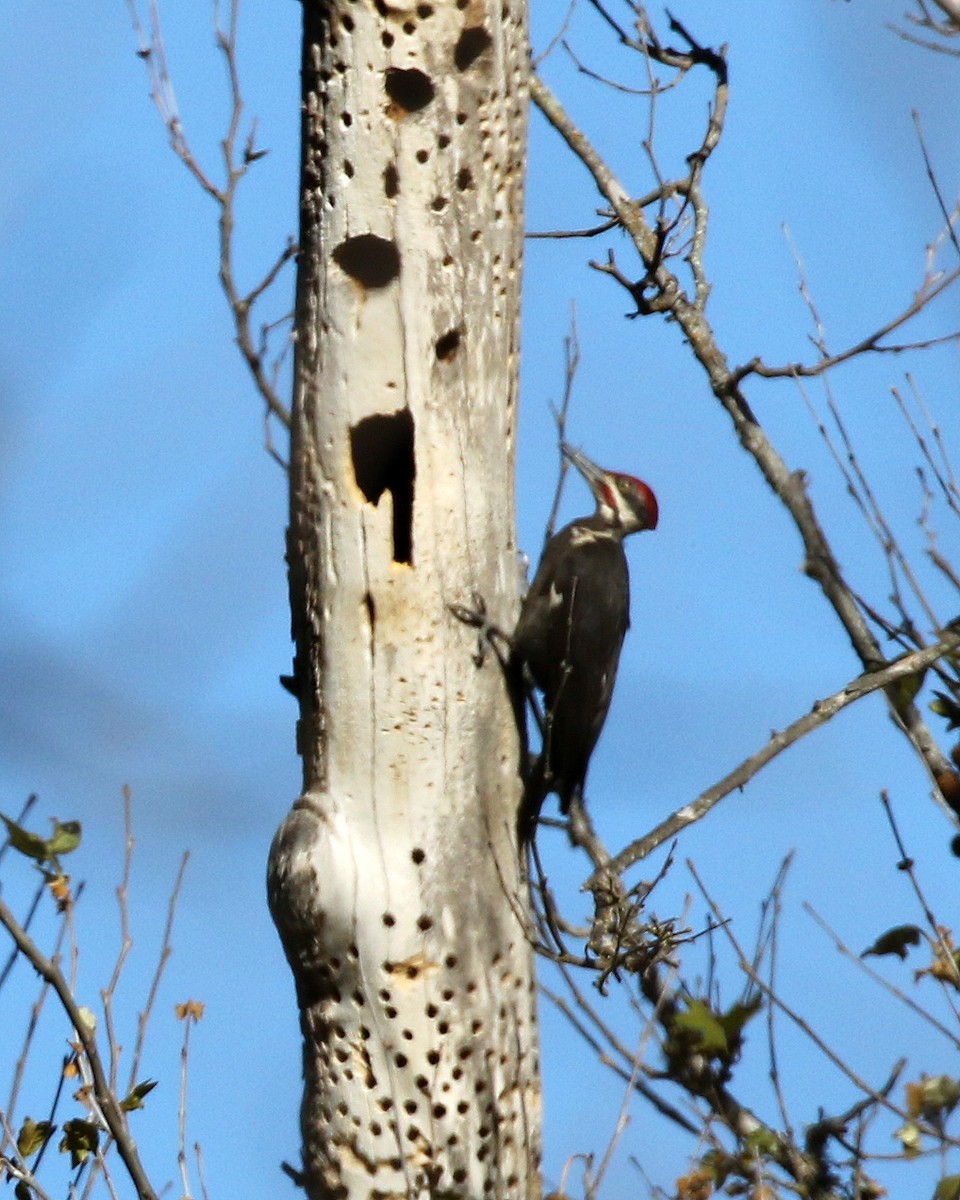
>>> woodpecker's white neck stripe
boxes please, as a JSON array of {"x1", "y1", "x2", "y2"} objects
[{"x1": 569, "y1": 525, "x2": 618, "y2": 547}]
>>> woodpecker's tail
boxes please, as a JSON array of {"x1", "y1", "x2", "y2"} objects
[{"x1": 517, "y1": 752, "x2": 548, "y2": 844}]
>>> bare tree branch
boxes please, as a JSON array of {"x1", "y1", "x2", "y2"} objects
[
  {"x1": 126, "y1": 0, "x2": 293, "y2": 445},
  {"x1": 530, "y1": 65, "x2": 957, "y2": 812},
  {"x1": 0, "y1": 895, "x2": 159, "y2": 1200},
  {"x1": 592, "y1": 632, "x2": 960, "y2": 885}
]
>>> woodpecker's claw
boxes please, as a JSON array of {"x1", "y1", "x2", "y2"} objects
[
  {"x1": 447, "y1": 593, "x2": 487, "y2": 629},
  {"x1": 448, "y1": 594, "x2": 513, "y2": 668}
]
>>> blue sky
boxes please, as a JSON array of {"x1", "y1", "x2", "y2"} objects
[{"x1": 2, "y1": 2, "x2": 960, "y2": 1197}]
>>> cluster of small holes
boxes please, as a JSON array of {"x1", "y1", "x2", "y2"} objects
[{"x1": 305, "y1": 964, "x2": 537, "y2": 1187}]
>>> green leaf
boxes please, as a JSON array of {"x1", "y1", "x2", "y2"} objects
[
  {"x1": 673, "y1": 999, "x2": 728, "y2": 1056},
  {"x1": 920, "y1": 1075, "x2": 960, "y2": 1119},
  {"x1": 16, "y1": 1116, "x2": 55, "y2": 1157},
  {"x1": 59, "y1": 1118, "x2": 100, "y2": 1167},
  {"x1": 935, "y1": 1176, "x2": 960, "y2": 1200},
  {"x1": 121, "y1": 1079, "x2": 158, "y2": 1111},
  {"x1": 1, "y1": 814, "x2": 82, "y2": 869},
  {"x1": 742, "y1": 1125, "x2": 781, "y2": 1158},
  {"x1": 719, "y1": 995, "x2": 763, "y2": 1043},
  {"x1": 894, "y1": 1118, "x2": 923, "y2": 1156},
  {"x1": 931, "y1": 691, "x2": 960, "y2": 730},
  {"x1": 47, "y1": 819, "x2": 82, "y2": 858},
  {"x1": 1, "y1": 814, "x2": 51, "y2": 862},
  {"x1": 890, "y1": 667, "x2": 926, "y2": 713},
  {"x1": 862, "y1": 924, "x2": 923, "y2": 960}
]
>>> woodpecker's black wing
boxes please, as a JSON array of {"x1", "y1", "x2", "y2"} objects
[{"x1": 513, "y1": 518, "x2": 630, "y2": 813}]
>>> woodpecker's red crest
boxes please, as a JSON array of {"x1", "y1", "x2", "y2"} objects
[{"x1": 564, "y1": 443, "x2": 659, "y2": 535}]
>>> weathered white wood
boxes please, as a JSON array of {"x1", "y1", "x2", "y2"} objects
[{"x1": 268, "y1": 2, "x2": 540, "y2": 1197}]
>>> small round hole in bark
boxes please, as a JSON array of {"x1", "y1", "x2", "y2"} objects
[
  {"x1": 435, "y1": 329, "x2": 460, "y2": 361},
  {"x1": 384, "y1": 162, "x2": 399, "y2": 198}
]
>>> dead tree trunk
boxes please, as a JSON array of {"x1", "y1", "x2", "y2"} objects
[{"x1": 267, "y1": 3, "x2": 540, "y2": 1198}]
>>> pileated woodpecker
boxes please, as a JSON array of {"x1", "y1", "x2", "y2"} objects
[{"x1": 513, "y1": 443, "x2": 658, "y2": 825}]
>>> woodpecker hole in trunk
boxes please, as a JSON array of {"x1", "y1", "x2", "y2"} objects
[
  {"x1": 332, "y1": 234, "x2": 400, "y2": 289},
  {"x1": 454, "y1": 27, "x2": 492, "y2": 71},
  {"x1": 384, "y1": 67, "x2": 435, "y2": 116},
  {"x1": 350, "y1": 409, "x2": 415, "y2": 565}
]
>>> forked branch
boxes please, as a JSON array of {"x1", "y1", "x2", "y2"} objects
[
  {"x1": 530, "y1": 58, "x2": 957, "y2": 819},
  {"x1": 126, "y1": 0, "x2": 294, "y2": 455}
]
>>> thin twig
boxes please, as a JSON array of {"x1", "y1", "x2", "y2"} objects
[
  {"x1": 531, "y1": 55, "x2": 956, "y2": 799},
  {"x1": 126, "y1": 0, "x2": 293, "y2": 443},
  {"x1": 804, "y1": 902, "x2": 960, "y2": 1049},
  {"x1": 0, "y1": 896, "x2": 159, "y2": 1200},
  {"x1": 130, "y1": 851, "x2": 190, "y2": 1091},
  {"x1": 688, "y1": 862, "x2": 917, "y2": 1131},
  {"x1": 736, "y1": 267, "x2": 960, "y2": 382}
]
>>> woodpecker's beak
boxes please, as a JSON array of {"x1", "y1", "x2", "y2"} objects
[{"x1": 562, "y1": 442, "x2": 607, "y2": 496}]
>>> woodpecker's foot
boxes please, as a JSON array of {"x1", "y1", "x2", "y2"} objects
[{"x1": 448, "y1": 594, "x2": 513, "y2": 668}]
